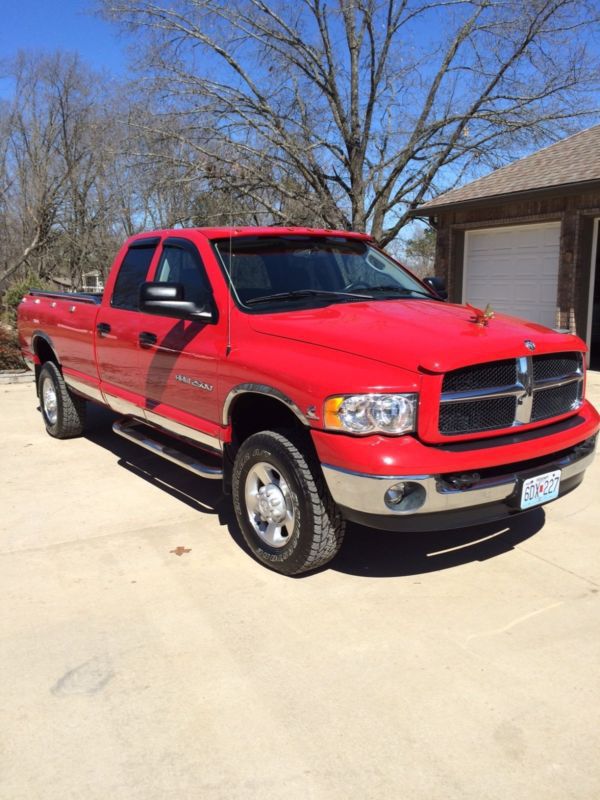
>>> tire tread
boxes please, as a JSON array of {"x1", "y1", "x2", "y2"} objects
[
  {"x1": 39, "y1": 361, "x2": 86, "y2": 439},
  {"x1": 232, "y1": 429, "x2": 345, "y2": 575}
]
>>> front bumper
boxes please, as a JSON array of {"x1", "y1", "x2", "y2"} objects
[
  {"x1": 318, "y1": 424, "x2": 598, "y2": 532},
  {"x1": 313, "y1": 402, "x2": 600, "y2": 530}
]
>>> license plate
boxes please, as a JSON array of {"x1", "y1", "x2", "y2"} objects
[{"x1": 520, "y1": 470, "x2": 561, "y2": 510}]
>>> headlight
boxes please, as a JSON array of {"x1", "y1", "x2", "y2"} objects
[{"x1": 324, "y1": 393, "x2": 417, "y2": 435}]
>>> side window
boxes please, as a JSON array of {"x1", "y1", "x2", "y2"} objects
[
  {"x1": 155, "y1": 244, "x2": 210, "y2": 306},
  {"x1": 111, "y1": 244, "x2": 157, "y2": 310}
]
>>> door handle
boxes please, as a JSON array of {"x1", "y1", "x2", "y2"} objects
[
  {"x1": 139, "y1": 331, "x2": 157, "y2": 347},
  {"x1": 96, "y1": 322, "x2": 111, "y2": 336}
]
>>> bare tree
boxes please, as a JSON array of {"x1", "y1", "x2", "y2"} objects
[
  {"x1": 0, "y1": 54, "x2": 65, "y2": 289},
  {"x1": 101, "y1": 0, "x2": 600, "y2": 244},
  {"x1": 0, "y1": 53, "x2": 132, "y2": 292}
]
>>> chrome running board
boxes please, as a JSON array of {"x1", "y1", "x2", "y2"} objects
[{"x1": 113, "y1": 417, "x2": 223, "y2": 480}]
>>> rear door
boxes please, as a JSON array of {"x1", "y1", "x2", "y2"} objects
[
  {"x1": 136, "y1": 236, "x2": 225, "y2": 448},
  {"x1": 95, "y1": 237, "x2": 160, "y2": 414}
]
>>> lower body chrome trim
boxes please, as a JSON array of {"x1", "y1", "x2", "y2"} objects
[
  {"x1": 102, "y1": 393, "x2": 223, "y2": 452},
  {"x1": 322, "y1": 439, "x2": 597, "y2": 517},
  {"x1": 64, "y1": 374, "x2": 104, "y2": 403},
  {"x1": 103, "y1": 392, "x2": 139, "y2": 416},
  {"x1": 144, "y1": 409, "x2": 223, "y2": 452}
]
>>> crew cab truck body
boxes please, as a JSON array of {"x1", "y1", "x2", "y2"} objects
[{"x1": 18, "y1": 227, "x2": 600, "y2": 574}]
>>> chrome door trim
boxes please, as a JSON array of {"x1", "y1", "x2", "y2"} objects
[
  {"x1": 103, "y1": 393, "x2": 141, "y2": 417},
  {"x1": 144, "y1": 409, "x2": 223, "y2": 452},
  {"x1": 64, "y1": 374, "x2": 105, "y2": 404},
  {"x1": 103, "y1": 393, "x2": 223, "y2": 450}
]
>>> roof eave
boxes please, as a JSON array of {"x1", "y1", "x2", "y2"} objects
[{"x1": 410, "y1": 177, "x2": 600, "y2": 217}]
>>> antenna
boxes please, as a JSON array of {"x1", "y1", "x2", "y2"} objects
[
  {"x1": 226, "y1": 210, "x2": 233, "y2": 356},
  {"x1": 216, "y1": 201, "x2": 282, "y2": 356},
  {"x1": 225, "y1": 180, "x2": 236, "y2": 357}
]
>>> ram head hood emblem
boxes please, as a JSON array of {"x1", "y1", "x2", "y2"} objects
[{"x1": 467, "y1": 303, "x2": 495, "y2": 327}]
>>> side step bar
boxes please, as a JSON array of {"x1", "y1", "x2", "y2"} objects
[{"x1": 113, "y1": 417, "x2": 223, "y2": 480}]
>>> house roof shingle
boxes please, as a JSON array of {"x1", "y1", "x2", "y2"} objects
[{"x1": 416, "y1": 124, "x2": 600, "y2": 212}]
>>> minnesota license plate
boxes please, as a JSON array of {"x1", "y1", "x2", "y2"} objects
[{"x1": 520, "y1": 470, "x2": 561, "y2": 510}]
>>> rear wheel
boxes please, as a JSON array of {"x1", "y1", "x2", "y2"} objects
[
  {"x1": 232, "y1": 429, "x2": 345, "y2": 575},
  {"x1": 38, "y1": 361, "x2": 86, "y2": 438}
]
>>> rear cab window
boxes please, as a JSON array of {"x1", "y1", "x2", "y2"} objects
[{"x1": 111, "y1": 238, "x2": 160, "y2": 310}]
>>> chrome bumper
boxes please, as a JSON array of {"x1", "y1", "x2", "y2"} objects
[{"x1": 322, "y1": 438, "x2": 597, "y2": 518}]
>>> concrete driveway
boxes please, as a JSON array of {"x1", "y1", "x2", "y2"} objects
[{"x1": 1, "y1": 376, "x2": 599, "y2": 800}]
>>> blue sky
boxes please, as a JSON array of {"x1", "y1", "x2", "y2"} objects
[
  {"x1": 0, "y1": 0, "x2": 126, "y2": 84},
  {"x1": 2, "y1": 0, "x2": 597, "y2": 233}
]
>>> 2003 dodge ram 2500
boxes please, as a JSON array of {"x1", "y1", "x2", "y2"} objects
[{"x1": 18, "y1": 227, "x2": 600, "y2": 574}]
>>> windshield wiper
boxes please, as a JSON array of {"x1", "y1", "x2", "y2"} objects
[
  {"x1": 365, "y1": 286, "x2": 443, "y2": 300},
  {"x1": 245, "y1": 289, "x2": 373, "y2": 306}
]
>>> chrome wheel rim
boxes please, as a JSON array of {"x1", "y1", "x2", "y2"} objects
[
  {"x1": 42, "y1": 377, "x2": 58, "y2": 425},
  {"x1": 244, "y1": 461, "x2": 295, "y2": 548}
]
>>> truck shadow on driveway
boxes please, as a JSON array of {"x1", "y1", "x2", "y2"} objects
[
  {"x1": 84, "y1": 404, "x2": 545, "y2": 578},
  {"x1": 84, "y1": 404, "x2": 228, "y2": 517},
  {"x1": 328, "y1": 512, "x2": 544, "y2": 577}
]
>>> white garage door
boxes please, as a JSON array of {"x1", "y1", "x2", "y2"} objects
[{"x1": 463, "y1": 223, "x2": 560, "y2": 328}]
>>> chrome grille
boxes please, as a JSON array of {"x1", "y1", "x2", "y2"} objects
[
  {"x1": 532, "y1": 353, "x2": 581, "y2": 384},
  {"x1": 439, "y1": 397, "x2": 517, "y2": 435},
  {"x1": 531, "y1": 381, "x2": 583, "y2": 422},
  {"x1": 442, "y1": 359, "x2": 517, "y2": 393},
  {"x1": 439, "y1": 351, "x2": 584, "y2": 436}
]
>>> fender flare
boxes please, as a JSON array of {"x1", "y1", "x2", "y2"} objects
[
  {"x1": 31, "y1": 330, "x2": 60, "y2": 365},
  {"x1": 222, "y1": 383, "x2": 309, "y2": 427}
]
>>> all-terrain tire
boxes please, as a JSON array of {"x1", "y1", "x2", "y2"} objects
[
  {"x1": 232, "y1": 429, "x2": 346, "y2": 575},
  {"x1": 38, "y1": 361, "x2": 86, "y2": 439}
]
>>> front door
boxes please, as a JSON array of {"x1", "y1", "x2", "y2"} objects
[{"x1": 137, "y1": 237, "x2": 226, "y2": 449}]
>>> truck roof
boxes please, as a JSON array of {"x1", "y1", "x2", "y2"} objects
[{"x1": 128, "y1": 226, "x2": 373, "y2": 243}]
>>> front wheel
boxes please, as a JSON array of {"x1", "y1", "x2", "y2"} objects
[
  {"x1": 38, "y1": 361, "x2": 86, "y2": 438},
  {"x1": 232, "y1": 430, "x2": 345, "y2": 575}
]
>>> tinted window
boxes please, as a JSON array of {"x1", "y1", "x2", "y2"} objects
[
  {"x1": 225, "y1": 253, "x2": 271, "y2": 296},
  {"x1": 112, "y1": 245, "x2": 156, "y2": 310},
  {"x1": 215, "y1": 236, "x2": 426, "y2": 307},
  {"x1": 155, "y1": 245, "x2": 210, "y2": 306}
]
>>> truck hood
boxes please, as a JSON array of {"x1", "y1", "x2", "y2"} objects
[{"x1": 249, "y1": 300, "x2": 584, "y2": 373}]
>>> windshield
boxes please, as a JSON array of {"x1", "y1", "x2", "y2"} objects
[{"x1": 213, "y1": 235, "x2": 433, "y2": 310}]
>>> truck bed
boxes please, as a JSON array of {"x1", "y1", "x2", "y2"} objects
[{"x1": 19, "y1": 290, "x2": 103, "y2": 383}]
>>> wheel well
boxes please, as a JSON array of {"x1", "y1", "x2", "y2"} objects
[
  {"x1": 229, "y1": 393, "x2": 306, "y2": 445},
  {"x1": 34, "y1": 336, "x2": 59, "y2": 366},
  {"x1": 223, "y1": 393, "x2": 310, "y2": 494},
  {"x1": 33, "y1": 336, "x2": 59, "y2": 387}
]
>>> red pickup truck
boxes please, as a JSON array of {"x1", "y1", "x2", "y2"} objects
[{"x1": 18, "y1": 227, "x2": 599, "y2": 574}]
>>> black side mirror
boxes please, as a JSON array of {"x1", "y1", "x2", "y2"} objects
[
  {"x1": 423, "y1": 276, "x2": 448, "y2": 301},
  {"x1": 140, "y1": 281, "x2": 214, "y2": 320}
]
